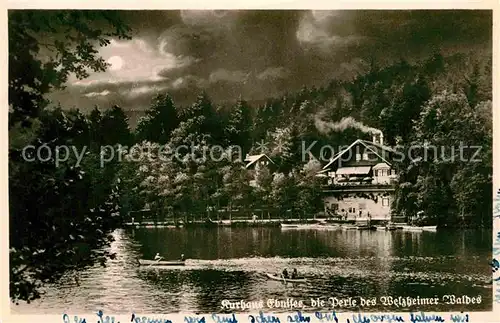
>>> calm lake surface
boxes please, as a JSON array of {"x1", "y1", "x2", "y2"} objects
[{"x1": 13, "y1": 227, "x2": 492, "y2": 314}]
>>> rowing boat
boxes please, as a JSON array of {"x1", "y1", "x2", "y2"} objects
[
  {"x1": 341, "y1": 225, "x2": 358, "y2": 230},
  {"x1": 375, "y1": 225, "x2": 397, "y2": 231},
  {"x1": 402, "y1": 225, "x2": 438, "y2": 232},
  {"x1": 138, "y1": 259, "x2": 186, "y2": 266},
  {"x1": 402, "y1": 226, "x2": 423, "y2": 232},
  {"x1": 280, "y1": 224, "x2": 300, "y2": 228},
  {"x1": 356, "y1": 225, "x2": 375, "y2": 230},
  {"x1": 280, "y1": 223, "x2": 340, "y2": 230},
  {"x1": 265, "y1": 273, "x2": 307, "y2": 283}
]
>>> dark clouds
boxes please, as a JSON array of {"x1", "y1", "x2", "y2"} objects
[{"x1": 46, "y1": 10, "x2": 492, "y2": 115}]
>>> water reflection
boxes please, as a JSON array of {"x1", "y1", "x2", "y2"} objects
[{"x1": 13, "y1": 227, "x2": 492, "y2": 314}]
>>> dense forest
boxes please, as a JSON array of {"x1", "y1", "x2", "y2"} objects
[{"x1": 8, "y1": 11, "x2": 492, "y2": 302}]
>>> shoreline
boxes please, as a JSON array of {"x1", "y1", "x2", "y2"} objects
[{"x1": 121, "y1": 218, "x2": 491, "y2": 230}]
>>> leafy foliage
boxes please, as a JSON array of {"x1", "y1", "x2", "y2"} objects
[
  {"x1": 9, "y1": 108, "x2": 126, "y2": 302},
  {"x1": 392, "y1": 92, "x2": 492, "y2": 226},
  {"x1": 9, "y1": 10, "x2": 130, "y2": 125},
  {"x1": 9, "y1": 10, "x2": 131, "y2": 302}
]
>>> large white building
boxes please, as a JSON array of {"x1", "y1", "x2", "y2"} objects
[{"x1": 319, "y1": 133, "x2": 398, "y2": 222}]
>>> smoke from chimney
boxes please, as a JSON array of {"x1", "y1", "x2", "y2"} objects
[{"x1": 314, "y1": 114, "x2": 382, "y2": 136}]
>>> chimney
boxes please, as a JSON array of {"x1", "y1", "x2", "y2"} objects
[{"x1": 372, "y1": 132, "x2": 383, "y2": 146}]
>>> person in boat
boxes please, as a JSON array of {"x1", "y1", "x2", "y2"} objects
[
  {"x1": 291, "y1": 268, "x2": 298, "y2": 279},
  {"x1": 282, "y1": 268, "x2": 289, "y2": 279},
  {"x1": 180, "y1": 254, "x2": 185, "y2": 261},
  {"x1": 154, "y1": 253, "x2": 163, "y2": 261}
]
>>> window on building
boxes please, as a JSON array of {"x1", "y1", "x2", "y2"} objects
[
  {"x1": 331, "y1": 203, "x2": 339, "y2": 211},
  {"x1": 353, "y1": 208, "x2": 356, "y2": 213},
  {"x1": 356, "y1": 153, "x2": 361, "y2": 161},
  {"x1": 348, "y1": 207, "x2": 352, "y2": 213},
  {"x1": 362, "y1": 153, "x2": 368, "y2": 160},
  {"x1": 382, "y1": 197, "x2": 389, "y2": 206}
]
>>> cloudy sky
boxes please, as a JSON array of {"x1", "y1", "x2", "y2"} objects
[{"x1": 47, "y1": 10, "x2": 492, "y2": 117}]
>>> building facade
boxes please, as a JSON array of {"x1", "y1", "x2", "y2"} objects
[
  {"x1": 320, "y1": 133, "x2": 398, "y2": 222},
  {"x1": 244, "y1": 154, "x2": 275, "y2": 187}
]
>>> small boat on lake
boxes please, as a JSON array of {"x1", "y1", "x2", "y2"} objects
[
  {"x1": 280, "y1": 223, "x2": 300, "y2": 229},
  {"x1": 314, "y1": 224, "x2": 341, "y2": 230},
  {"x1": 356, "y1": 225, "x2": 375, "y2": 230},
  {"x1": 402, "y1": 226, "x2": 423, "y2": 232},
  {"x1": 265, "y1": 273, "x2": 307, "y2": 283},
  {"x1": 138, "y1": 259, "x2": 186, "y2": 266},
  {"x1": 402, "y1": 225, "x2": 438, "y2": 232},
  {"x1": 376, "y1": 224, "x2": 397, "y2": 231},
  {"x1": 280, "y1": 223, "x2": 340, "y2": 230}
]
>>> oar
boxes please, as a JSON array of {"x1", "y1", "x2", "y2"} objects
[{"x1": 149, "y1": 256, "x2": 163, "y2": 267}]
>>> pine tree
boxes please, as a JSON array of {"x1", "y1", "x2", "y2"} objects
[{"x1": 136, "y1": 94, "x2": 179, "y2": 144}]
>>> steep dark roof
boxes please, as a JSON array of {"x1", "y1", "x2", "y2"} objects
[{"x1": 322, "y1": 139, "x2": 394, "y2": 170}]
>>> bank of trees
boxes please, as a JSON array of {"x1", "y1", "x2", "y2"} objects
[
  {"x1": 392, "y1": 92, "x2": 492, "y2": 227},
  {"x1": 122, "y1": 93, "x2": 323, "y2": 222},
  {"x1": 9, "y1": 9, "x2": 492, "y2": 302}
]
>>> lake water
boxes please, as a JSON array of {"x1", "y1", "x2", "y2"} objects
[{"x1": 13, "y1": 227, "x2": 492, "y2": 314}]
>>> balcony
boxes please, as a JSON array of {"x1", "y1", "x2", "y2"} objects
[
  {"x1": 321, "y1": 176, "x2": 397, "y2": 192},
  {"x1": 325, "y1": 175, "x2": 397, "y2": 185}
]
